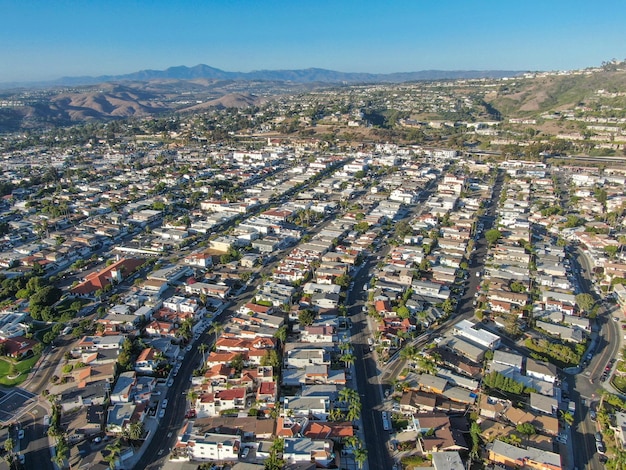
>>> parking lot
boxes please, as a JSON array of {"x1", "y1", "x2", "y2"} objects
[{"x1": 0, "y1": 388, "x2": 36, "y2": 423}]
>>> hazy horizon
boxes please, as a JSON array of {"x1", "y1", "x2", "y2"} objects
[{"x1": 2, "y1": 0, "x2": 625, "y2": 83}]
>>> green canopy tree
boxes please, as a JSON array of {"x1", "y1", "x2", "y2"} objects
[
  {"x1": 485, "y1": 229, "x2": 502, "y2": 246},
  {"x1": 576, "y1": 293, "x2": 595, "y2": 313}
]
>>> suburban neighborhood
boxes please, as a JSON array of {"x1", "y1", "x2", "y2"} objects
[{"x1": 2, "y1": 63, "x2": 626, "y2": 470}]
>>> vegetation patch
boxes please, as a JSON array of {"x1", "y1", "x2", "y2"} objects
[
  {"x1": 0, "y1": 354, "x2": 40, "y2": 386},
  {"x1": 611, "y1": 374, "x2": 626, "y2": 394}
]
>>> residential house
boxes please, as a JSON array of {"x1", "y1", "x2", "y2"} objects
[
  {"x1": 487, "y1": 440, "x2": 561, "y2": 470},
  {"x1": 176, "y1": 424, "x2": 240, "y2": 462},
  {"x1": 283, "y1": 437, "x2": 334, "y2": 467}
]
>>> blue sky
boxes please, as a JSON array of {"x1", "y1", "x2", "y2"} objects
[{"x1": 2, "y1": 0, "x2": 625, "y2": 83}]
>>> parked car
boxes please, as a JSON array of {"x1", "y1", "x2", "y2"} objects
[{"x1": 158, "y1": 409, "x2": 165, "y2": 419}]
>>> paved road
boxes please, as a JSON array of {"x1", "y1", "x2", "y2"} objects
[
  {"x1": 348, "y1": 258, "x2": 393, "y2": 470},
  {"x1": 567, "y1": 247, "x2": 620, "y2": 470}
]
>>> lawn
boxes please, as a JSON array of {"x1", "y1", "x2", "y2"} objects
[
  {"x1": 612, "y1": 374, "x2": 626, "y2": 394},
  {"x1": 0, "y1": 355, "x2": 40, "y2": 387}
]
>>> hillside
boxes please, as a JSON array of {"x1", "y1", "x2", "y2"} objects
[{"x1": 486, "y1": 69, "x2": 626, "y2": 117}]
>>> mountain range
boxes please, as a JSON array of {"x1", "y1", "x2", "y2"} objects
[{"x1": 1, "y1": 64, "x2": 525, "y2": 89}]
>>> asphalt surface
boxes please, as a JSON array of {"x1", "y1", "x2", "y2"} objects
[
  {"x1": 567, "y1": 247, "x2": 620, "y2": 470},
  {"x1": 347, "y1": 256, "x2": 395, "y2": 470}
]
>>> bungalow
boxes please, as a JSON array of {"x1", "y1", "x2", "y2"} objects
[
  {"x1": 285, "y1": 348, "x2": 330, "y2": 369},
  {"x1": 300, "y1": 326, "x2": 335, "y2": 343},
  {"x1": 283, "y1": 396, "x2": 330, "y2": 420},
  {"x1": 134, "y1": 348, "x2": 160, "y2": 375},
  {"x1": 145, "y1": 320, "x2": 175, "y2": 337},
  {"x1": 177, "y1": 426, "x2": 241, "y2": 462},
  {"x1": 526, "y1": 358, "x2": 558, "y2": 384},
  {"x1": 74, "y1": 335, "x2": 125, "y2": 353},
  {"x1": 185, "y1": 282, "x2": 231, "y2": 299},
  {"x1": 529, "y1": 393, "x2": 558, "y2": 416},
  {"x1": 110, "y1": 371, "x2": 137, "y2": 404},
  {"x1": 106, "y1": 403, "x2": 137, "y2": 435},
  {"x1": 400, "y1": 391, "x2": 438, "y2": 414},
  {"x1": 487, "y1": 440, "x2": 561, "y2": 470},
  {"x1": 283, "y1": 437, "x2": 334, "y2": 467},
  {"x1": 415, "y1": 414, "x2": 468, "y2": 454},
  {"x1": 257, "y1": 381, "x2": 278, "y2": 405},
  {"x1": 183, "y1": 251, "x2": 213, "y2": 268},
  {"x1": 536, "y1": 320, "x2": 584, "y2": 343},
  {"x1": 417, "y1": 374, "x2": 448, "y2": 395}
]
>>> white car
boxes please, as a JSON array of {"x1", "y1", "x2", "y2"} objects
[
  {"x1": 17, "y1": 429, "x2": 24, "y2": 439},
  {"x1": 158, "y1": 409, "x2": 165, "y2": 419},
  {"x1": 162, "y1": 399, "x2": 168, "y2": 409}
]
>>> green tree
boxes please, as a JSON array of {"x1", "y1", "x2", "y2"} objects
[
  {"x1": 485, "y1": 229, "x2": 502, "y2": 246},
  {"x1": 4, "y1": 437, "x2": 14, "y2": 454},
  {"x1": 516, "y1": 422, "x2": 536, "y2": 446},
  {"x1": 128, "y1": 421, "x2": 145, "y2": 441},
  {"x1": 560, "y1": 410, "x2": 574, "y2": 426},
  {"x1": 104, "y1": 439, "x2": 122, "y2": 469},
  {"x1": 298, "y1": 309, "x2": 316, "y2": 327},
  {"x1": 354, "y1": 447, "x2": 368, "y2": 469},
  {"x1": 469, "y1": 421, "x2": 481, "y2": 461},
  {"x1": 273, "y1": 325, "x2": 287, "y2": 343},
  {"x1": 260, "y1": 350, "x2": 280, "y2": 368},
  {"x1": 576, "y1": 293, "x2": 595, "y2": 313},
  {"x1": 231, "y1": 353, "x2": 244, "y2": 372},
  {"x1": 198, "y1": 343, "x2": 209, "y2": 364},
  {"x1": 340, "y1": 352, "x2": 356, "y2": 368},
  {"x1": 605, "y1": 245, "x2": 619, "y2": 259}
]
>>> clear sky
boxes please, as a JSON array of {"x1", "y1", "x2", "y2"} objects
[{"x1": 2, "y1": 0, "x2": 625, "y2": 83}]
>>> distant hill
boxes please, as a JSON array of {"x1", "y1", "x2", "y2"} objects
[
  {"x1": 1, "y1": 64, "x2": 525, "y2": 89},
  {"x1": 486, "y1": 68, "x2": 626, "y2": 116},
  {"x1": 0, "y1": 80, "x2": 272, "y2": 131}
]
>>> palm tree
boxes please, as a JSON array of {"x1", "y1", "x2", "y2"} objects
[
  {"x1": 340, "y1": 352, "x2": 355, "y2": 369},
  {"x1": 338, "y1": 342, "x2": 351, "y2": 354},
  {"x1": 343, "y1": 435, "x2": 360, "y2": 451},
  {"x1": 198, "y1": 343, "x2": 208, "y2": 364},
  {"x1": 338, "y1": 387, "x2": 359, "y2": 405},
  {"x1": 273, "y1": 325, "x2": 287, "y2": 343},
  {"x1": 104, "y1": 439, "x2": 122, "y2": 469},
  {"x1": 328, "y1": 407, "x2": 344, "y2": 421},
  {"x1": 399, "y1": 345, "x2": 418, "y2": 361},
  {"x1": 346, "y1": 401, "x2": 361, "y2": 422},
  {"x1": 187, "y1": 389, "x2": 199, "y2": 407},
  {"x1": 128, "y1": 421, "x2": 145, "y2": 441},
  {"x1": 354, "y1": 447, "x2": 368, "y2": 469},
  {"x1": 560, "y1": 410, "x2": 574, "y2": 427},
  {"x1": 209, "y1": 323, "x2": 224, "y2": 338}
]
